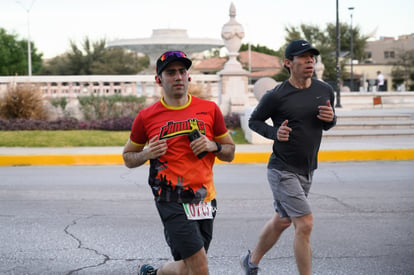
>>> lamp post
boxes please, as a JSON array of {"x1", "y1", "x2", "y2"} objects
[
  {"x1": 16, "y1": 0, "x2": 36, "y2": 77},
  {"x1": 348, "y1": 7, "x2": 354, "y2": 91},
  {"x1": 335, "y1": 0, "x2": 342, "y2": 107}
]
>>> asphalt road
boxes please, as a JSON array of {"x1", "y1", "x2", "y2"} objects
[{"x1": 1, "y1": 161, "x2": 413, "y2": 275}]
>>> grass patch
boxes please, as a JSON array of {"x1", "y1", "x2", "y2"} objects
[
  {"x1": 0, "y1": 130, "x2": 130, "y2": 147},
  {"x1": 230, "y1": 128, "x2": 248, "y2": 144},
  {"x1": 0, "y1": 128, "x2": 248, "y2": 147}
]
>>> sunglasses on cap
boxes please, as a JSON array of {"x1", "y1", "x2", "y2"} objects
[{"x1": 160, "y1": 51, "x2": 187, "y2": 61}]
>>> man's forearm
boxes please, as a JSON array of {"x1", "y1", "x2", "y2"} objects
[
  {"x1": 215, "y1": 143, "x2": 235, "y2": 162},
  {"x1": 249, "y1": 119, "x2": 277, "y2": 140},
  {"x1": 123, "y1": 149, "x2": 150, "y2": 168}
]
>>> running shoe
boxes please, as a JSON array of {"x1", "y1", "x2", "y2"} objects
[
  {"x1": 240, "y1": 250, "x2": 259, "y2": 275},
  {"x1": 139, "y1": 264, "x2": 156, "y2": 275}
]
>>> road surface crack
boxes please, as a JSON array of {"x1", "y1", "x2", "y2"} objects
[{"x1": 64, "y1": 215, "x2": 110, "y2": 275}]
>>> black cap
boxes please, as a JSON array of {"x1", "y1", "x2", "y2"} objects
[
  {"x1": 285, "y1": 40, "x2": 320, "y2": 58},
  {"x1": 156, "y1": 51, "x2": 192, "y2": 75}
]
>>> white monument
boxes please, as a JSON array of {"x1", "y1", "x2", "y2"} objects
[
  {"x1": 218, "y1": 2, "x2": 249, "y2": 115},
  {"x1": 315, "y1": 55, "x2": 325, "y2": 81}
]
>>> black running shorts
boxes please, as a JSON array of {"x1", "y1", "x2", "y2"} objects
[{"x1": 155, "y1": 199, "x2": 217, "y2": 261}]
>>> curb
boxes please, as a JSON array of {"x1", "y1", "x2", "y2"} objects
[{"x1": 1, "y1": 149, "x2": 414, "y2": 166}]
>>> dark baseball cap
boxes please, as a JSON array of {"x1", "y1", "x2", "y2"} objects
[
  {"x1": 156, "y1": 51, "x2": 192, "y2": 75},
  {"x1": 285, "y1": 40, "x2": 320, "y2": 58}
]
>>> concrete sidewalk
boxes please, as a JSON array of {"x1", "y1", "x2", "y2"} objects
[{"x1": 1, "y1": 136, "x2": 413, "y2": 166}]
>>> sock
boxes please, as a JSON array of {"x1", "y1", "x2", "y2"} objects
[{"x1": 248, "y1": 255, "x2": 258, "y2": 268}]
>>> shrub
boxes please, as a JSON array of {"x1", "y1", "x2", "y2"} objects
[
  {"x1": 188, "y1": 83, "x2": 211, "y2": 100},
  {"x1": 0, "y1": 116, "x2": 134, "y2": 131},
  {"x1": 0, "y1": 84, "x2": 48, "y2": 120},
  {"x1": 49, "y1": 97, "x2": 68, "y2": 110},
  {"x1": 224, "y1": 113, "x2": 241, "y2": 129},
  {"x1": 79, "y1": 116, "x2": 134, "y2": 131},
  {"x1": 77, "y1": 94, "x2": 146, "y2": 120},
  {"x1": 0, "y1": 118, "x2": 79, "y2": 130}
]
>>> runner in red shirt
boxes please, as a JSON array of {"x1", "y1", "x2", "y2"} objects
[{"x1": 123, "y1": 50, "x2": 235, "y2": 275}]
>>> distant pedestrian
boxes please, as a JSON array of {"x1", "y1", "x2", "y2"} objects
[
  {"x1": 240, "y1": 40, "x2": 336, "y2": 275},
  {"x1": 377, "y1": 71, "x2": 385, "y2": 92}
]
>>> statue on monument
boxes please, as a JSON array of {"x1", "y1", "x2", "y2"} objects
[
  {"x1": 220, "y1": 2, "x2": 245, "y2": 72},
  {"x1": 315, "y1": 55, "x2": 325, "y2": 81}
]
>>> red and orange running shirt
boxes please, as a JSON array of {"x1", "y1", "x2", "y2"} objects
[{"x1": 129, "y1": 95, "x2": 229, "y2": 203}]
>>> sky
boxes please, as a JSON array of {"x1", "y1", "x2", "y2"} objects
[{"x1": 1, "y1": 0, "x2": 413, "y2": 59}]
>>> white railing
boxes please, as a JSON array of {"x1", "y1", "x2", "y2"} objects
[
  {"x1": 2, "y1": 75, "x2": 412, "y2": 110},
  {"x1": 0, "y1": 75, "x2": 221, "y2": 99}
]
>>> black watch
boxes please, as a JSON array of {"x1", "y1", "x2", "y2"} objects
[{"x1": 213, "y1": 141, "x2": 222, "y2": 153}]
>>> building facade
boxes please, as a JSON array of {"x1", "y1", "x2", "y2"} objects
[
  {"x1": 193, "y1": 50, "x2": 282, "y2": 84},
  {"x1": 345, "y1": 33, "x2": 414, "y2": 91}
]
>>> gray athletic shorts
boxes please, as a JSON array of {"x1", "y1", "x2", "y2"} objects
[{"x1": 267, "y1": 168, "x2": 313, "y2": 218}]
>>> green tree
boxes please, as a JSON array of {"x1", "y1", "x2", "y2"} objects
[
  {"x1": 61, "y1": 38, "x2": 107, "y2": 75},
  {"x1": 40, "y1": 54, "x2": 70, "y2": 75},
  {"x1": 0, "y1": 28, "x2": 43, "y2": 75},
  {"x1": 91, "y1": 48, "x2": 149, "y2": 74},
  {"x1": 41, "y1": 37, "x2": 149, "y2": 75},
  {"x1": 240, "y1": 44, "x2": 280, "y2": 56},
  {"x1": 391, "y1": 49, "x2": 414, "y2": 90},
  {"x1": 68, "y1": 38, "x2": 105, "y2": 75},
  {"x1": 205, "y1": 48, "x2": 221, "y2": 58},
  {"x1": 326, "y1": 23, "x2": 367, "y2": 62}
]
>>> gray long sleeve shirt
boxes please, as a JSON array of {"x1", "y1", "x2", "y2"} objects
[{"x1": 249, "y1": 79, "x2": 336, "y2": 175}]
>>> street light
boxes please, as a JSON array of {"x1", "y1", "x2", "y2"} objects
[
  {"x1": 335, "y1": 0, "x2": 342, "y2": 107},
  {"x1": 348, "y1": 7, "x2": 355, "y2": 91},
  {"x1": 16, "y1": 0, "x2": 36, "y2": 77}
]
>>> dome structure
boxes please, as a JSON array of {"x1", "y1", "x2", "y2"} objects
[{"x1": 107, "y1": 29, "x2": 224, "y2": 72}]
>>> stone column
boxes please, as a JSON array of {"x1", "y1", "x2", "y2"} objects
[{"x1": 218, "y1": 2, "x2": 249, "y2": 115}]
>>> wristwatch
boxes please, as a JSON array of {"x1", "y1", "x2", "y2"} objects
[{"x1": 213, "y1": 141, "x2": 222, "y2": 153}]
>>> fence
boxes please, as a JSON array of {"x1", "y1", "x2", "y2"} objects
[{"x1": 0, "y1": 75, "x2": 221, "y2": 99}]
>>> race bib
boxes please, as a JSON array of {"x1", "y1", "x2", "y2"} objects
[{"x1": 183, "y1": 201, "x2": 213, "y2": 220}]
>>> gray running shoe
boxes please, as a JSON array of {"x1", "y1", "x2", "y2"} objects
[{"x1": 240, "y1": 250, "x2": 259, "y2": 275}]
